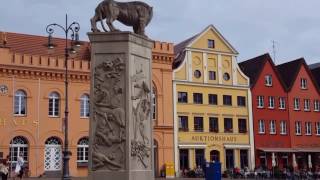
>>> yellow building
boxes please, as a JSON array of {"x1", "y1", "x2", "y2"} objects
[{"x1": 173, "y1": 25, "x2": 254, "y2": 175}]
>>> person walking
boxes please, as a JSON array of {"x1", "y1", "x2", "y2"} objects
[{"x1": 13, "y1": 152, "x2": 24, "y2": 180}]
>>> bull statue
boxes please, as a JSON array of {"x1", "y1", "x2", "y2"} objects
[{"x1": 91, "y1": 0, "x2": 153, "y2": 37}]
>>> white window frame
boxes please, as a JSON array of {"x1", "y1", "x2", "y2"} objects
[
  {"x1": 257, "y1": 96, "x2": 264, "y2": 108},
  {"x1": 279, "y1": 97, "x2": 286, "y2": 109},
  {"x1": 305, "y1": 122, "x2": 312, "y2": 135},
  {"x1": 80, "y1": 94, "x2": 90, "y2": 118},
  {"x1": 301, "y1": 78, "x2": 307, "y2": 89},
  {"x1": 14, "y1": 90, "x2": 27, "y2": 116},
  {"x1": 295, "y1": 121, "x2": 302, "y2": 135},
  {"x1": 294, "y1": 98, "x2": 300, "y2": 110},
  {"x1": 269, "y1": 120, "x2": 276, "y2": 134},
  {"x1": 48, "y1": 92, "x2": 60, "y2": 117},
  {"x1": 304, "y1": 99, "x2": 310, "y2": 111},
  {"x1": 268, "y1": 96, "x2": 275, "y2": 109},
  {"x1": 265, "y1": 75, "x2": 272, "y2": 86},
  {"x1": 280, "y1": 121, "x2": 287, "y2": 135},
  {"x1": 314, "y1": 100, "x2": 320, "y2": 112},
  {"x1": 258, "y1": 120, "x2": 265, "y2": 134},
  {"x1": 316, "y1": 122, "x2": 320, "y2": 135},
  {"x1": 152, "y1": 88, "x2": 156, "y2": 120},
  {"x1": 9, "y1": 136, "x2": 28, "y2": 163},
  {"x1": 77, "y1": 138, "x2": 89, "y2": 163}
]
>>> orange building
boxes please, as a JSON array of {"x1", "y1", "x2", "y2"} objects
[{"x1": 0, "y1": 32, "x2": 174, "y2": 177}]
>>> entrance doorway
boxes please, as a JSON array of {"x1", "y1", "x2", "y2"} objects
[{"x1": 44, "y1": 137, "x2": 62, "y2": 171}]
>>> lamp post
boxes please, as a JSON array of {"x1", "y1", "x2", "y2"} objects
[{"x1": 45, "y1": 14, "x2": 81, "y2": 180}]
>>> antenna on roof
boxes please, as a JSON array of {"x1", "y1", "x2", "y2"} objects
[{"x1": 272, "y1": 40, "x2": 277, "y2": 64}]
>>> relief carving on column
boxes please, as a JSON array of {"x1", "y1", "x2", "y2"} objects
[
  {"x1": 92, "y1": 57, "x2": 126, "y2": 171},
  {"x1": 130, "y1": 64, "x2": 151, "y2": 168}
]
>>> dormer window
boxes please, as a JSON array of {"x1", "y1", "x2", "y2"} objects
[
  {"x1": 208, "y1": 39, "x2": 215, "y2": 48},
  {"x1": 301, "y1": 78, "x2": 307, "y2": 89},
  {"x1": 265, "y1": 75, "x2": 272, "y2": 86}
]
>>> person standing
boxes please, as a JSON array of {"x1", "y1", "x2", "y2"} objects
[
  {"x1": 13, "y1": 152, "x2": 24, "y2": 180},
  {"x1": 0, "y1": 158, "x2": 9, "y2": 180}
]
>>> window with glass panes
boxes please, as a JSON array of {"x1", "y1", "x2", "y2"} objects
[
  {"x1": 268, "y1": 96, "x2": 275, "y2": 108},
  {"x1": 14, "y1": 90, "x2": 27, "y2": 115},
  {"x1": 80, "y1": 94, "x2": 90, "y2": 118},
  {"x1": 304, "y1": 99, "x2": 310, "y2": 111},
  {"x1": 280, "y1": 121, "x2": 287, "y2": 135},
  {"x1": 77, "y1": 137, "x2": 89, "y2": 163},
  {"x1": 305, "y1": 122, "x2": 312, "y2": 135},
  {"x1": 209, "y1": 117, "x2": 218, "y2": 132},
  {"x1": 179, "y1": 116, "x2": 188, "y2": 131},
  {"x1": 224, "y1": 118, "x2": 233, "y2": 133},
  {"x1": 295, "y1": 121, "x2": 302, "y2": 135},
  {"x1": 194, "y1": 117, "x2": 203, "y2": 132},
  {"x1": 49, "y1": 92, "x2": 60, "y2": 117},
  {"x1": 314, "y1": 100, "x2": 320, "y2": 111},
  {"x1": 9, "y1": 136, "x2": 28, "y2": 163},
  {"x1": 195, "y1": 149, "x2": 205, "y2": 167},
  {"x1": 225, "y1": 149, "x2": 234, "y2": 169},
  {"x1": 316, "y1": 122, "x2": 320, "y2": 135},
  {"x1": 208, "y1": 71, "x2": 216, "y2": 80},
  {"x1": 193, "y1": 93, "x2": 203, "y2": 104},
  {"x1": 208, "y1": 39, "x2": 215, "y2": 48},
  {"x1": 301, "y1": 78, "x2": 307, "y2": 89},
  {"x1": 237, "y1": 96, "x2": 246, "y2": 107},
  {"x1": 265, "y1": 75, "x2": 272, "y2": 86},
  {"x1": 179, "y1": 149, "x2": 189, "y2": 170},
  {"x1": 238, "y1": 119, "x2": 247, "y2": 133},
  {"x1": 240, "y1": 150, "x2": 248, "y2": 169},
  {"x1": 279, "y1": 97, "x2": 286, "y2": 109},
  {"x1": 152, "y1": 87, "x2": 156, "y2": 120},
  {"x1": 178, "y1": 92, "x2": 188, "y2": 103},
  {"x1": 257, "y1": 96, "x2": 264, "y2": 108},
  {"x1": 270, "y1": 120, "x2": 276, "y2": 134},
  {"x1": 208, "y1": 94, "x2": 217, "y2": 105},
  {"x1": 259, "y1": 120, "x2": 265, "y2": 134},
  {"x1": 294, "y1": 98, "x2": 300, "y2": 110},
  {"x1": 223, "y1": 95, "x2": 232, "y2": 106}
]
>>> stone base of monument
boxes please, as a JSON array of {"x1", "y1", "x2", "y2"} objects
[{"x1": 88, "y1": 32, "x2": 154, "y2": 180}]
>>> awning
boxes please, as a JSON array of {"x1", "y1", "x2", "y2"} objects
[
  {"x1": 257, "y1": 148, "x2": 297, "y2": 152},
  {"x1": 224, "y1": 144, "x2": 251, "y2": 149},
  {"x1": 295, "y1": 148, "x2": 320, "y2": 153},
  {"x1": 178, "y1": 144, "x2": 206, "y2": 149}
]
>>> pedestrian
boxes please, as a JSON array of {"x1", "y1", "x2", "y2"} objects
[
  {"x1": 13, "y1": 152, "x2": 24, "y2": 180},
  {"x1": 0, "y1": 158, "x2": 9, "y2": 180}
]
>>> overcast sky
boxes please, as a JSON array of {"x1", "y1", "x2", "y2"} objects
[{"x1": 1, "y1": 0, "x2": 319, "y2": 64}]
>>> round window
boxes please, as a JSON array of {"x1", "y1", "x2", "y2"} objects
[
  {"x1": 194, "y1": 70, "x2": 201, "y2": 78},
  {"x1": 223, "y1": 73, "x2": 230, "y2": 81}
]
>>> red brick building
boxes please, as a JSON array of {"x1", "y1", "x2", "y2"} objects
[{"x1": 240, "y1": 54, "x2": 291, "y2": 169}]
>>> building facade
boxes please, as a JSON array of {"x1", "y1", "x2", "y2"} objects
[
  {"x1": 173, "y1": 25, "x2": 254, "y2": 175},
  {"x1": 277, "y1": 59, "x2": 320, "y2": 170},
  {"x1": 240, "y1": 54, "x2": 291, "y2": 169},
  {"x1": 0, "y1": 32, "x2": 174, "y2": 177}
]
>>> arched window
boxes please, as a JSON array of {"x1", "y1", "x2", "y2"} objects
[
  {"x1": 152, "y1": 86, "x2": 157, "y2": 120},
  {"x1": 9, "y1": 136, "x2": 28, "y2": 163},
  {"x1": 80, "y1": 94, "x2": 90, "y2": 118},
  {"x1": 45, "y1": 137, "x2": 61, "y2": 145},
  {"x1": 48, "y1": 92, "x2": 60, "y2": 117},
  {"x1": 210, "y1": 150, "x2": 220, "y2": 162},
  {"x1": 14, "y1": 90, "x2": 27, "y2": 115},
  {"x1": 77, "y1": 137, "x2": 89, "y2": 163}
]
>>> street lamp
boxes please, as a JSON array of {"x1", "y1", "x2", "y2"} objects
[{"x1": 45, "y1": 14, "x2": 81, "y2": 180}]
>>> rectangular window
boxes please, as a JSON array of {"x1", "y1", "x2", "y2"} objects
[
  {"x1": 269, "y1": 120, "x2": 276, "y2": 134},
  {"x1": 265, "y1": 75, "x2": 272, "y2": 86},
  {"x1": 223, "y1": 95, "x2": 232, "y2": 106},
  {"x1": 194, "y1": 117, "x2": 203, "y2": 132},
  {"x1": 259, "y1": 120, "x2": 265, "y2": 134},
  {"x1": 280, "y1": 121, "x2": 287, "y2": 135},
  {"x1": 193, "y1": 93, "x2": 203, "y2": 104},
  {"x1": 314, "y1": 100, "x2": 320, "y2": 111},
  {"x1": 225, "y1": 149, "x2": 234, "y2": 169},
  {"x1": 224, "y1": 118, "x2": 233, "y2": 133},
  {"x1": 209, "y1": 117, "x2": 219, "y2": 133},
  {"x1": 304, "y1": 99, "x2": 310, "y2": 111},
  {"x1": 237, "y1": 96, "x2": 246, "y2": 107},
  {"x1": 195, "y1": 149, "x2": 205, "y2": 167},
  {"x1": 238, "y1": 119, "x2": 247, "y2": 133},
  {"x1": 257, "y1": 96, "x2": 264, "y2": 108},
  {"x1": 316, "y1": 122, "x2": 320, "y2": 135},
  {"x1": 240, "y1": 150, "x2": 248, "y2": 169},
  {"x1": 294, "y1": 98, "x2": 300, "y2": 110},
  {"x1": 305, "y1": 122, "x2": 312, "y2": 135},
  {"x1": 208, "y1": 39, "x2": 215, "y2": 48},
  {"x1": 301, "y1": 78, "x2": 307, "y2": 89},
  {"x1": 208, "y1": 94, "x2": 218, "y2": 105},
  {"x1": 295, "y1": 121, "x2": 302, "y2": 135},
  {"x1": 178, "y1": 116, "x2": 188, "y2": 132},
  {"x1": 279, "y1": 97, "x2": 286, "y2": 109},
  {"x1": 179, "y1": 149, "x2": 189, "y2": 170},
  {"x1": 178, "y1": 92, "x2": 188, "y2": 103},
  {"x1": 268, "y1": 96, "x2": 275, "y2": 109},
  {"x1": 208, "y1": 71, "x2": 216, "y2": 80}
]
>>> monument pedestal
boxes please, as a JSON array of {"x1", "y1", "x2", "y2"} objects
[{"x1": 88, "y1": 32, "x2": 154, "y2": 180}]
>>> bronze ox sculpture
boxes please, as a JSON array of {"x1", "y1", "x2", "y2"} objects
[{"x1": 91, "y1": 0, "x2": 153, "y2": 37}]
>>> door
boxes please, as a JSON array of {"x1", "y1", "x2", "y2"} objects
[{"x1": 44, "y1": 145, "x2": 61, "y2": 171}]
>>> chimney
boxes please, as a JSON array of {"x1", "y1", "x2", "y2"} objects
[{"x1": 0, "y1": 32, "x2": 7, "y2": 47}]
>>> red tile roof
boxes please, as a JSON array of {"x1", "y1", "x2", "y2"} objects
[{"x1": 2, "y1": 32, "x2": 90, "y2": 60}]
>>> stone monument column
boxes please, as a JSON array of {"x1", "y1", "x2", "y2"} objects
[{"x1": 88, "y1": 32, "x2": 154, "y2": 180}]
